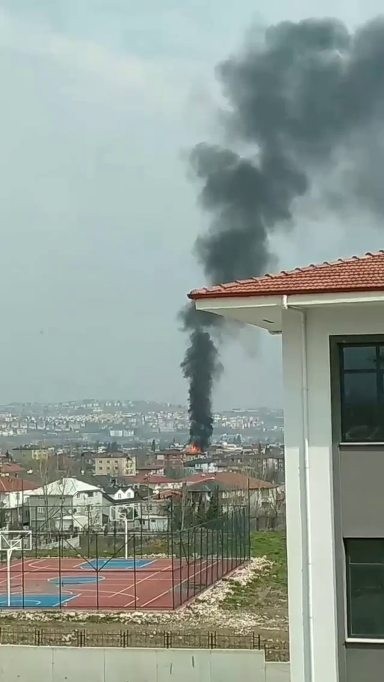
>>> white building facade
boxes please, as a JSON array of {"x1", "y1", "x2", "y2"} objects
[
  {"x1": 28, "y1": 478, "x2": 104, "y2": 530},
  {"x1": 190, "y1": 252, "x2": 384, "y2": 682}
]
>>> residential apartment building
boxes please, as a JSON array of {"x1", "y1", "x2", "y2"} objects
[
  {"x1": 12, "y1": 446, "x2": 51, "y2": 462},
  {"x1": 189, "y1": 250, "x2": 384, "y2": 682},
  {"x1": 93, "y1": 452, "x2": 136, "y2": 477}
]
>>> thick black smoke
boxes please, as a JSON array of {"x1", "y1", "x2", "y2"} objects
[
  {"x1": 181, "y1": 327, "x2": 223, "y2": 449},
  {"x1": 182, "y1": 17, "x2": 384, "y2": 448}
]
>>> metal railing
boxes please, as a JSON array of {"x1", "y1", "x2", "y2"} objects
[{"x1": 0, "y1": 625, "x2": 289, "y2": 661}]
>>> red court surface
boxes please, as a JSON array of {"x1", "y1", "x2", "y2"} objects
[{"x1": 0, "y1": 556, "x2": 235, "y2": 610}]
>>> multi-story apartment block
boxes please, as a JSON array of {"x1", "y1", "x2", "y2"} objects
[
  {"x1": 94, "y1": 452, "x2": 136, "y2": 477},
  {"x1": 12, "y1": 446, "x2": 51, "y2": 462}
]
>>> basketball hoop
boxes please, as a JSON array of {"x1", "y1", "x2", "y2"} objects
[
  {"x1": 0, "y1": 531, "x2": 32, "y2": 607},
  {"x1": 110, "y1": 509, "x2": 130, "y2": 560},
  {"x1": 0, "y1": 530, "x2": 32, "y2": 553}
]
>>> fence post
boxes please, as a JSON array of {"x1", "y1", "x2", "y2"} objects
[
  {"x1": 170, "y1": 501, "x2": 175, "y2": 610},
  {"x1": 58, "y1": 534, "x2": 62, "y2": 610},
  {"x1": 186, "y1": 528, "x2": 190, "y2": 603},
  {"x1": 208, "y1": 632, "x2": 216, "y2": 649},
  {"x1": 95, "y1": 532, "x2": 99, "y2": 610},
  {"x1": 76, "y1": 629, "x2": 86, "y2": 647},
  {"x1": 178, "y1": 531, "x2": 182, "y2": 607},
  {"x1": 133, "y1": 533, "x2": 137, "y2": 609}
]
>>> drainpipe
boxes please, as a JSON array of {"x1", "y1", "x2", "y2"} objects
[{"x1": 282, "y1": 295, "x2": 313, "y2": 682}]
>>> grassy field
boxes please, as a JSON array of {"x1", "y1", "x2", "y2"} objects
[
  {"x1": 223, "y1": 531, "x2": 287, "y2": 607},
  {"x1": 250, "y1": 531, "x2": 287, "y2": 586},
  {"x1": 220, "y1": 531, "x2": 288, "y2": 641}
]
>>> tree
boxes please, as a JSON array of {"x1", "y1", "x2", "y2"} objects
[
  {"x1": 36, "y1": 456, "x2": 74, "y2": 535},
  {"x1": 170, "y1": 488, "x2": 197, "y2": 531},
  {"x1": 206, "y1": 487, "x2": 220, "y2": 523},
  {"x1": 107, "y1": 441, "x2": 119, "y2": 452},
  {"x1": 0, "y1": 503, "x2": 7, "y2": 529},
  {"x1": 196, "y1": 492, "x2": 208, "y2": 525},
  {"x1": 164, "y1": 465, "x2": 185, "y2": 480}
]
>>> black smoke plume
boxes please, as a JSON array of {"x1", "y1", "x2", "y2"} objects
[
  {"x1": 182, "y1": 17, "x2": 384, "y2": 448},
  {"x1": 181, "y1": 326, "x2": 223, "y2": 450}
]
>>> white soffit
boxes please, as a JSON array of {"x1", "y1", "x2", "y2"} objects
[{"x1": 195, "y1": 290, "x2": 384, "y2": 333}]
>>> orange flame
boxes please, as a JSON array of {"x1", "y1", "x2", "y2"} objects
[{"x1": 185, "y1": 444, "x2": 202, "y2": 455}]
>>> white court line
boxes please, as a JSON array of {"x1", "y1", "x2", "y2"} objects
[
  {"x1": 124, "y1": 559, "x2": 212, "y2": 609},
  {"x1": 137, "y1": 559, "x2": 220, "y2": 609},
  {"x1": 28, "y1": 559, "x2": 54, "y2": 569},
  {"x1": 0, "y1": 559, "x2": 25, "y2": 572},
  {"x1": 0, "y1": 559, "x2": 27, "y2": 589},
  {"x1": 108, "y1": 562, "x2": 173, "y2": 602}
]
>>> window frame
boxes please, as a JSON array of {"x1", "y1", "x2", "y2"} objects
[
  {"x1": 345, "y1": 538, "x2": 384, "y2": 640},
  {"x1": 338, "y1": 339, "x2": 384, "y2": 444}
]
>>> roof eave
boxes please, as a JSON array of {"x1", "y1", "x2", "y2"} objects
[{"x1": 195, "y1": 290, "x2": 384, "y2": 333}]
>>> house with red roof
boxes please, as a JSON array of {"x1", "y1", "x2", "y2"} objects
[
  {"x1": 0, "y1": 478, "x2": 40, "y2": 527},
  {"x1": 0, "y1": 462, "x2": 24, "y2": 477},
  {"x1": 189, "y1": 251, "x2": 384, "y2": 682},
  {"x1": 185, "y1": 471, "x2": 278, "y2": 524}
]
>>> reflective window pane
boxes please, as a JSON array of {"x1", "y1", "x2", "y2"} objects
[
  {"x1": 341, "y1": 372, "x2": 381, "y2": 441},
  {"x1": 348, "y1": 539, "x2": 384, "y2": 564},
  {"x1": 343, "y1": 345, "x2": 378, "y2": 371},
  {"x1": 343, "y1": 372, "x2": 377, "y2": 405},
  {"x1": 346, "y1": 540, "x2": 384, "y2": 638}
]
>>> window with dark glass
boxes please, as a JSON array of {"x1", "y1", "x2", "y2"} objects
[
  {"x1": 340, "y1": 343, "x2": 384, "y2": 442},
  {"x1": 346, "y1": 539, "x2": 384, "y2": 638}
]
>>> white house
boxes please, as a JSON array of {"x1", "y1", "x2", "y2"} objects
[
  {"x1": 28, "y1": 477, "x2": 104, "y2": 530},
  {"x1": 138, "y1": 514, "x2": 168, "y2": 532},
  {"x1": 110, "y1": 486, "x2": 135, "y2": 502},
  {"x1": 189, "y1": 251, "x2": 384, "y2": 682},
  {"x1": 0, "y1": 480, "x2": 40, "y2": 511},
  {"x1": 107, "y1": 486, "x2": 136, "y2": 524}
]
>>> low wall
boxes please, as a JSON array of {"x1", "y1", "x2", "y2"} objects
[{"x1": 0, "y1": 645, "x2": 290, "y2": 682}]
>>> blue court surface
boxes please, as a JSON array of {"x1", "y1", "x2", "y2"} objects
[
  {"x1": 0, "y1": 594, "x2": 76, "y2": 608},
  {"x1": 80, "y1": 558, "x2": 155, "y2": 571},
  {"x1": 49, "y1": 575, "x2": 103, "y2": 585}
]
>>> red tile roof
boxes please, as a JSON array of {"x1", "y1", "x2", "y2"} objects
[
  {"x1": 0, "y1": 463, "x2": 24, "y2": 474},
  {"x1": 215, "y1": 472, "x2": 275, "y2": 490},
  {"x1": 122, "y1": 474, "x2": 177, "y2": 486},
  {"x1": 189, "y1": 251, "x2": 384, "y2": 300},
  {"x1": 0, "y1": 479, "x2": 40, "y2": 493},
  {"x1": 136, "y1": 463, "x2": 164, "y2": 471},
  {"x1": 185, "y1": 472, "x2": 275, "y2": 490}
]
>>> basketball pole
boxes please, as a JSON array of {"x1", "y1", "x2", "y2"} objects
[{"x1": 124, "y1": 516, "x2": 128, "y2": 561}]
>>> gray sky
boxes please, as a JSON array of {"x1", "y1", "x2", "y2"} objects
[{"x1": 1, "y1": 1, "x2": 384, "y2": 409}]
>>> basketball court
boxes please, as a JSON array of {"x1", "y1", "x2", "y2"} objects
[
  {"x1": 0, "y1": 556, "x2": 175, "y2": 609},
  {"x1": 0, "y1": 531, "x2": 231, "y2": 609}
]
